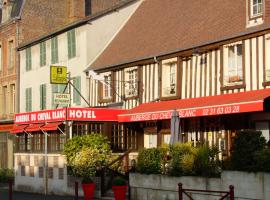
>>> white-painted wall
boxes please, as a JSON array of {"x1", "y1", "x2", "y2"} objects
[
  {"x1": 19, "y1": 0, "x2": 141, "y2": 112},
  {"x1": 130, "y1": 172, "x2": 270, "y2": 200}
]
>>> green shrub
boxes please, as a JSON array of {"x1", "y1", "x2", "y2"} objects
[
  {"x1": 168, "y1": 142, "x2": 195, "y2": 176},
  {"x1": 231, "y1": 130, "x2": 266, "y2": 172},
  {"x1": 63, "y1": 133, "x2": 112, "y2": 182},
  {"x1": 180, "y1": 153, "x2": 195, "y2": 175},
  {"x1": 137, "y1": 148, "x2": 166, "y2": 174},
  {"x1": 0, "y1": 168, "x2": 14, "y2": 183},
  {"x1": 63, "y1": 133, "x2": 111, "y2": 164},
  {"x1": 194, "y1": 145, "x2": 220, "y2": 177}
]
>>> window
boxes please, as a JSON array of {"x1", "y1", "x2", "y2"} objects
[
  {"x1": 125, "y1": 68, "x2": 138, "y2": 97},
  {"x1": 251, "y1": 0, "x2": 263, "y2": 17},
  {"x1": 169, "y1": 63, "x2": 176, "y2": 94},
  {"x1": 0, "y1": 44, "x2": 2, "y2": 71},
  {"x1": 51, "y1": 37, "x2": 58, "y2": 64},
  {"x1": 51, "y1": 84, "x2": 66, "y2": 108},
  {"x1": 73, "y1": 76, "x2": 81, "y2": 105},
  {"x1": 10, "y1": 84, "x2": 15, "y2": 114},
  {"x1": 2, "y1": 86, "x2": 7, "y2": 115},
  {"x1": 225, "y1": 44, "x2": 243, "y2": 84},
  {"x1": 67, "y1": 29, "x2": 76, "y2": 59},
  {"x1": 25, "y1": 87, "x2": 32, "y2": 112},
  {"x1": 161, "y1": 59, "x2": 178, "y2": 97},
  {"x1": 103, "y1": 74, "x2": 112, "y2": 99},
  {"x1": 26, "y1": 48, "x2": 32, "y2": 71},
  {"x1": 40, "y1": 84, "x2": 46, "y2": 110},
  {"x1": 8, "y1": 40, "x2": 14, "y2": 69},
  {"x1": 40, "y1": 42, "x2": 46, "y2": 66}
]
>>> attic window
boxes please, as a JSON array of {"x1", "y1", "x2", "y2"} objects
[{"x1": 251, "y1": 0, "x2": 263, "y2": 18}]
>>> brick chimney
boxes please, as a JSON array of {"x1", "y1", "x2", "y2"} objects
[
  {"x1": 68, "y1": 0, "x2": 86, "y2": 21},
  {"x1": 1, "y1": 0, "x2": 12, "y2": 23}
]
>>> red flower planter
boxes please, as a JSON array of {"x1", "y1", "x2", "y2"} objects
[
  {"x1": 82, "y1": 183, "x2": 95, "y2": 200},
  {"x1": 112, "y1": 185, "x2": 128, "y2": 200}
]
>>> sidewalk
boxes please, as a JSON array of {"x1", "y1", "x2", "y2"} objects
[{"x1": 0, "y1": 188, "x2": 85, "y2": 200}]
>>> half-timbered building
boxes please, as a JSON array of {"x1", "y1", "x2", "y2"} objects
[{"x1": 85, "y1": 0, "x2": 270, "y2": 158}]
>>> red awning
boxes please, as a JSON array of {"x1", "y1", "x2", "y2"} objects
[
  {"x1": 25, "y1": 123, "x2": 44, "y2": 132},
  {"x1": 118, "y1": 89, "x2": 270, "y2": 122},
  {"x1": 41, "y1": 122, "x2": 63, "y2": 132},
  {"x1": 10, "y1": 124, "x2": 28, "y2": 134}
]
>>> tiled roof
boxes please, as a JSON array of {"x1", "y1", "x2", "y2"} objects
[{"x1": 88, "y1": 0, "x2": 270, "y2": 71}]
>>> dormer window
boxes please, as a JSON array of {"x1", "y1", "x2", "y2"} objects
[
  {"x1": 247, "y1": 0, "x2": 264, "y2": 27},
  {"x1": 98, "y1": 72, "x2": 113, "y2": 103},
  {"x1": 251, "y1": 0, "x2": 263, "y2": 18}
]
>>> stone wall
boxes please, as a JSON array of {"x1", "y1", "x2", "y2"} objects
[{"x1": 129, "y1": 171, "x2": 270, "y2": 200}]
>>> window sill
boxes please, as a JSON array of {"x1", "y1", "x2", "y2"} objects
[
  {"x1": 160, "y1": 95, "x2": 180, "y2": 101},
  {"x1": 98, "y1": 98, "x2": 113, "y2": 103},
  {"x1": 125, "y1": 95, "x2": 139, "y2": 101},
  {"x1": 221, "y1": 83, "x2": 246, "y2": 91}
]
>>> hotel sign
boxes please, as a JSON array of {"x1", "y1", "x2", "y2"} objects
[
  {"x1": 50, "y1": 66, "x2": 67, "y2": 84},
  {"x1": 53, "y1": 93, "x2": 70, "y2": 105},
  {"x1": 118, "y1": 101, "x2": 264, "y2": 122},
  {"x1": 14, "y1": 108, "x2": 124, "y2": 124}
]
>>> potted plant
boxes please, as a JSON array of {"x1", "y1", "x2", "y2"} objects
[
  {"x1": 112, "y1": 176, "x2": 128, "y2": 200},
  {"x1": 63, "y1": 134, "x2": 112, "y2": 200}
]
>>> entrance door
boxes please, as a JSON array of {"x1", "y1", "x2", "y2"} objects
[{"x1": 0, "y1": 133, "x2": 7, "y2": 168}]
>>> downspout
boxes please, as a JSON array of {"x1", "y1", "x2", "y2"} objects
[{"x1": 15, "y1": 19, "x2": 20, "y2": 114}]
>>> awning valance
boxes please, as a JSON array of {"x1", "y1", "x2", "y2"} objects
[
  {"x1": 25, "y1": 123, "x2": 44, "y2": 132},
  {"x1": 118, "y1": 89, "x2": 270, "y2": 122},
  {"x1": 10, "y1": 124, "x2": 28, "y2": 134},
  {"x1": 41, "y1": 122, "x2": 62, "y2": 132}
]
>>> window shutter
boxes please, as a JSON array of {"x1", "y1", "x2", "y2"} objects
[
  {"x1": 43, "y1": 84, "x2": 46, "y2": 110},
  {"x1": 51, "y1": 37, "x2": 58, "y2": 64},
  {"x1": 39, "y1": 85, "x2": 42, "y2": 110},
  {"x1": 29, "y1": 88, "x2": 32, "y2": 112},
  {"x1": 68, "y1": 30, "x2": 76, "y2": 59},
  {"x1": 51, "y1": 84, "x2": 57, "y2": 108},
  {"x1": 71, "y1": 29, "x2": 76, "y2": 58},
  {"x1": 25, "y1": 88, "x2": 28, "y2": 111},
  {"x1": 73, "y1": 76, "x2": 81, "y2": 105}
]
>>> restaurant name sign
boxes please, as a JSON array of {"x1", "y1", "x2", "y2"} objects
[
  {"x1": 118, "y1": 101, "x2": 264, "y2": 122},
  {"x1": 15, "y1": 108, "x2": 123, "y2": 124}
]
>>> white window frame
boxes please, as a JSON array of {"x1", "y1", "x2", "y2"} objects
[
  {"x1": 161, "y1": 58, "x2": 178, "y2": 97},
  {"x1": 224, "y1": 42, "x2": 243, "y2": 85},
  {"x1": 103, "y1": 73, "x2": 112, "y2": 99},
  {"x1": 125, "y1": 67, "x2": 138, "y2": 97},
  {"x1": 251, "y1": 0, "x2": 263, "y2": 18}
]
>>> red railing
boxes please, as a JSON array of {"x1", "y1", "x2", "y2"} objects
[{"x1": 178, "y1": 183, "x2": 234, "y2": 200}]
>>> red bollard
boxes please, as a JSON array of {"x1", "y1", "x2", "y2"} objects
[
  {"x1": 8, "y1": 179, "x2": 12, "y2": 200},
  {"x1": 75, "y1": 181, "x2": 78, "y2": 200},
  {"x1": 178, "y1": 183, "x2": 183, "y2": 200},
  {"x1": 229, "y1": 185, "x2": 234, "y2": 200}
]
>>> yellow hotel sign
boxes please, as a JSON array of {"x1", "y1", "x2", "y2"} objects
[{"x1": 50, "y1": 66, "x2": 67, "y2": 84}]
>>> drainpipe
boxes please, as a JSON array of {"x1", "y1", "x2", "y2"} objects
[{"x1": 15, "y1": 20, "x2": 20, "y2": 114}]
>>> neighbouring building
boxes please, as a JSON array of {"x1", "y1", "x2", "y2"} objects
[
  {"x1": 14, "y1": 0, "x2": 140, "y2": 195},
  {"x1": 0, "y1": 0, "x2": 126, "y2": 169},
  {"x1": 85, "y1": 0, "x2": 270, "y2": 158},
  {"x1": 0, "y1": 0, "x2": 90, "y2": 169}
]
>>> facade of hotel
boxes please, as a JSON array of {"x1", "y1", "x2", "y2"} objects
[
  {"x1": 10, "y1": 0, "x2": 270, "y2": 196},
  {"x1": 14, "y1": 0, "x2": 141, "y2": 195},
  {"x1": 85, "y1": 0, "x2": 270, "y2": 156}
]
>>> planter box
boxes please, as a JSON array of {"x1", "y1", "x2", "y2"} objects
[{"x1": 129, "y1": 171, "x2": 270, "y2": 200}]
